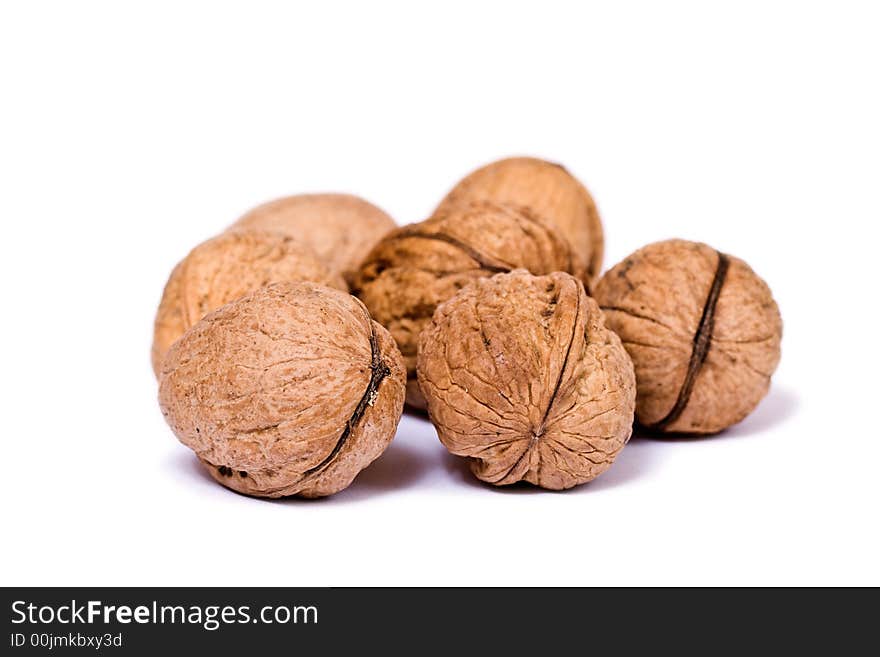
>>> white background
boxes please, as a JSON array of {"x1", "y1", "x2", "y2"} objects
[{"x1": 1, "y1": 1, "x2": 877, "y2": 586}]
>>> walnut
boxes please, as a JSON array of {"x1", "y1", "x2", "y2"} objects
[
  {"x1": 228, "y1": 193, "x2": 396, "y2": 284},
  {"x1": 158, "y1": 282, "x2": 406, "y2": 498},
  {"x1": 594, "y1": 239, "x2": 782, "y2": 434},
  {"x1": 151, "y1": 230, "x2": 345, "y2": 376},
  {"x1": 436, "y1": 157, "x2": 604, "y2": 286},
  {"x1": 352, "y1": 200, "x2": 586, "y2": 409},
  {"x1": 417, "y1": 270, "x2": 636, "y2": 490}
]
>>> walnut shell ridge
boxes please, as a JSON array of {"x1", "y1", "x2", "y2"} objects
[
  {"x1": 228, "y1": 193, "x2": 397, "y2": 285},
  {"x1": 352, "y1": 200, "x2": 586, "y2": 409},
  {"x1": 594, "y1": 239, "x2": 782, "y2": 434},
  {"x1": 436, "y1": 156, "x2": 604, "y2": 286},
  {"x1": 151, "y1": 230, "x2": 346, "y2": 377},
  {"x1": 158, "y1": 282, "x2": 406, "y2": 498},
  {"x1": 418, "y1": 270, "x2": 636, "y2": 490}
]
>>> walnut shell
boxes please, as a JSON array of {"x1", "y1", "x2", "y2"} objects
[
  {"x1": 436, "y1": 157, "x2": 604, "y2": 286},
  {"x1": 151, "y1": 230, "x2": 345, "y2": 376},
  {"x1": 158, "y1": 282, "x2": 406, "y2": 498},
  {"x1": 228, "y1": 193, "x2": 396, "y2": 284},
  {"x1": 593, "y1": 239, "x2": 782, "y2": 434},
  {"x1": 352, "y1": 200, "x2": 586, "y2": 409},
  {"x1": 418, "y1": 270, "x2": 635, "y2": 489}
]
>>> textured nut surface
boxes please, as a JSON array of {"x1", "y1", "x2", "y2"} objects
[
  {"x1": 151, "y1": 230, "x2": 346, "y2": 376},
  {"x1": 436, "y1": 157, "x2": 604, "y2": 285},
  {"x1": 418, "y1": 270, "x2": 636, "y2": 490},
  {"x1": 353, "y1": 200, "x2": 585, "y2": 408},
  {"x1": 228, "y1": 193, "x2": 396, "y2": 283},
  {"x1": 158, "y1": 282, "x2": 406, "y2": 498},
  {"x1": 594, "y1": 239, "x2": 782, "y2": 434}
]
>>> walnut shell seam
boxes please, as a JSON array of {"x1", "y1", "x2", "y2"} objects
[
  {"x1": 203, "y1": 305, "x2": 392, "y2": 492},
  {"x1": 302, "y1": 309, "x2": 392, "y2": 478},
  {"x1": 602, "y1": 249, "x2": 730, "y2": 431},
  {"x1": 490, "y1": 280, "x2": 584, "y2": 483},
  {"x1": 355, "y1": 206, "x2": 578, "y2": 289}
]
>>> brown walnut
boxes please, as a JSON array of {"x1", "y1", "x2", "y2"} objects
[
  {"x1": 352, "y1": 200, "x2": 586, "y2": 409},
  {"x1": 158, "y1": 282, "x2": 406, "y2": 498},
  {"x1": 151, "y1": 230, "x2": 345, "y2": 376},
  {"x1": 593, "y1": 239, "x2": 782, "y2": 434},
  {"x1": 435, "y1": 157, "x2": 604, "y2": 286},
  {"x1": 228, "y1": 193, "x2": 396, "y2": 284},
  {"x1": 417, "y1": 270, "x2": 636, "y2": 490}
]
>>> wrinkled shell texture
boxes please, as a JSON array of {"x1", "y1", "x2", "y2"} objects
[
  {"x1": 594, "y1": 239, "x2": 782, "y2": 434},
  {"x1": 158, "y1": 282, "x2": 406, "y2": 498},
  {"x1": 151, "y1": 230, "x2": 346, "y2": 376},
  {"x1": 354, "y1": 201, "x2": 585, "y2": 408},
  {"x1": 229, "y1": 193, "x2": 397, "y2": 283},
  {"x1": 436, "y1": 157, "x2": 604, "y2": 286},
  {"x1": 418, "y1": 270, "x2": 636, "y2": 490}
]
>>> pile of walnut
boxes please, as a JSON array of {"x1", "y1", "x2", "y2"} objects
[{"x1": 154, "y1": 158, "x2": 782, "y2": 498}]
